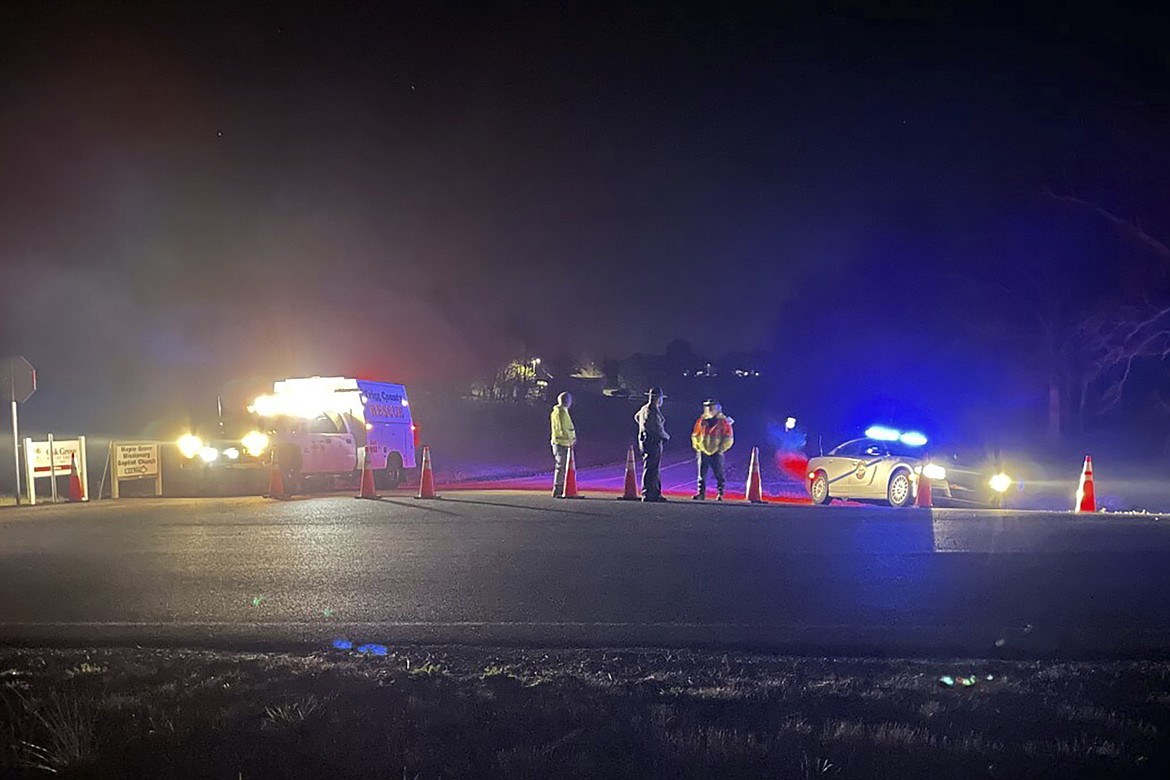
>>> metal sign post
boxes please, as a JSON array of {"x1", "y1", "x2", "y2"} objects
[
  {"x1": 47, "y1": 433, "x2": 58, "y2": 503},
  {"x1": 1, "y1": 356, "x2": 36, "y2": 507},
  {"x1": 9, "y1": 399, "x2": 17, "y2": 505}
]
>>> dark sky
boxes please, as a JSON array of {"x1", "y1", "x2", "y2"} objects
[{"x1": 2, "y1": 2, "x2": 1169, "y2": 433}]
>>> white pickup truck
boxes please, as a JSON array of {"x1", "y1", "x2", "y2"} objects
[{"x1": 251, "y1": 377, "x2": 419, "y2": 490}]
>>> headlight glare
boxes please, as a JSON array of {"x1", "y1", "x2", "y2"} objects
[
  {"x1": 922, "y1": 463, "x2": 947, "y2": 480},
  {"x1": 241, "y1": 431, "x2": 269, "y2": 458},
  {"x1": 989, "y1": 473, "x2": 1012, "y2": 493},
  {"x1": 177, "y1": 433, "x2": 202, "y2": 459}
]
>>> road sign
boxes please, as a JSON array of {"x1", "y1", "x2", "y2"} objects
[
  {"x1": 0, "y1": 356, "x2": 36, "y2": 403},
  {"x1": 2, "y1": 355, "x2": 35, "y2": 505}
]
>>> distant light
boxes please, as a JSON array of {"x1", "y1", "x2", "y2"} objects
[
  {"x1": 198, "y1": 446, "x2": 219, "y2": 464},
  {"x1": 177, "y1": 433, "x2": 202, "y2": 459},
  {"x1": 922, "y1": 463, "x2": 947, "y2": 480},
  {"x1": 223, "y1": 447, "x2": 240, "y2": 460},
  {"x1": 899, "y1": 431, "x2": 928, "y2": 447},
  {"x1": 785, "y1": 417, "x2": 797, "y2": 431},
  {"x1": 865, "y1": 425, "x2": 901, "y2": 442},
  {"x1": 989, "y1": 473, "x2": 1012, "y2": 493}
]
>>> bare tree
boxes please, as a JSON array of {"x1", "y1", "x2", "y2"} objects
[{"x1": 1047, "y1": 190, "x2": 1170, "y2": 419}]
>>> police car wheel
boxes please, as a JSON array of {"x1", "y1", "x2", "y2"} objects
[
  {"x1": 810, "y1": 472, "x2": 830, "y2": 505},
  {"x1": 887, "y1": 469, "x2": 913, "y2": 508}
]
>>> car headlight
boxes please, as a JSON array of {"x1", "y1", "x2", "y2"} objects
[
  {"x1": 177, "y1": 433, "x2": 203, "y2": 459},
  {"x1": 223, "y1": 447, "x2": 240, "y2": 460},
  {"x1": 241, "y1": 431, "x2": 269, "y2": 458},
  {"x1": 922, "y1": 463, "x2": 947, "y2": 480},
  {"x1": 198, "y1": 446, "x2": 219, "y2": 464},
  {"x1": 989, "y1": 473, "x2": 1012, "y2": 493}
]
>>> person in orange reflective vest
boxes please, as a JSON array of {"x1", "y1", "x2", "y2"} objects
[{"x1": 691, "y1": 399, "x2": 734, "y2": 500}]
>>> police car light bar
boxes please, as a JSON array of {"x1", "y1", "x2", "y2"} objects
[
  {"x1": 865, "y1": 425, "x2": 901, "y2": 441},
  {"x1": 864, "y1": 425, "x2": 929, "y2": 447}
]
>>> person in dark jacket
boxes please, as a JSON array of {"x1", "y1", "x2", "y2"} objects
[{"x1": 634, "y1": 387, "x2": 670, "y2": 502}]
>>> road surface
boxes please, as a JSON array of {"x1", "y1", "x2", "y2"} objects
[{"x1": 2, "y1": 492, "x2": 1170, "y2": 658}]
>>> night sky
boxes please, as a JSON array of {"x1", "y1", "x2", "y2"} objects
[{"x1": 2, "y1": 2, "x2": 1169, "y2": 435}]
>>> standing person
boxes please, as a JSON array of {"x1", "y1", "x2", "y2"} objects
[
  {"x1": 550, "y1": 392, "x2": 576, "y2": 498},
  {"x1": 634, "y1": 387, "x2": 670, "y2": 502},
  {"x1": 691, "y1": 399, "x2": 734, "y2": 500}
]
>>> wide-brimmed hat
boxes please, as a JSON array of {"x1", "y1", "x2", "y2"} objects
[{"x1": 645, "y1": 387, "x2": 667, "y2": 398}]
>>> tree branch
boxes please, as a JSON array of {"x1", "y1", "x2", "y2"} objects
[{"x1": 1045, "y1": 190, "x2": 1170, "y2": 262}]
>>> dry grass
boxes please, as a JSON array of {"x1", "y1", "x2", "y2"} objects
[
  {"x1": 3, "y1": 688, "x2": 97, "y2": 774},
  {"x1": 0, "y1": 648, "x2": 1166, "y2": 778}
]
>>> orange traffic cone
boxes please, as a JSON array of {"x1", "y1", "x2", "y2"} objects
[
  {"x1": 357, "y1": 445, "x2": 380, "y2": 500},
  {"x1": 745, "y1": 446, "x2": 764, "y2": 504},
  {"x1": 416, "y1": 445, "x2": 438, "y2": 499},
  {"x1": 618, "y1": 445, "x2": 639, "y2": 500},
  {"x1": 915, "y1": 466, "x2": 933, "y2": 508},
  {"x1": 266, "y1": 451, "x2": 286, "y2": 499},
  {"x1": 562, "y1": 447, "x2": 582, "y2": 498},
  {"x1": 1075, "y1": 455, "x2": 1095, "y2": 512},
  {"x1": 68, "y1": 453, "x2": 84, "y2": 502}
]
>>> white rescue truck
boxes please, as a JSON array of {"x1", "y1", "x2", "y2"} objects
[{"x1": 249, "y1": 376, "x2": 419, "y2": 490}]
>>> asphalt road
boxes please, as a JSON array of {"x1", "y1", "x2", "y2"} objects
[{"x1": 2, "y1": 492, "x2": 1170, "y2": 659}]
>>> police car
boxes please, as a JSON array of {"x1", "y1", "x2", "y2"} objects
[{"x1": 806, "y1": 426, "x2": 1013, "y2": 508}]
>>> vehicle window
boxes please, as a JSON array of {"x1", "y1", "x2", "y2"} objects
[
  {"x1": 306, "y1": 415, "x2": 343, "y2": 434},
  {"x1": 862, "y1": 443, "x2": 885, "y2": 457},
  {"x1": 885, "y1": 441, "x2": 927, "y2": 459},
  {"x1": 830, "y1": 440, "x2": 867, "y2": 457}
]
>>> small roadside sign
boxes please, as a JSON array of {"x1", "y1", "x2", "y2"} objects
[
  {"x1": 111, "y1": 441, "x2": 163, "y2": 498},
  {"x1": 22, "y1": 435, "x2": 88, "y2": 505},
  {"x1": 114, "y1": 442, "x2": 160, "y2": 479}
]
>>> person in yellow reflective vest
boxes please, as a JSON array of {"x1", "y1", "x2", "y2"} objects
[
  {"x1": 691, "y1": 399, "x2": 734, "y2": 500},
  {"x1": 550, "y1": 392, "x2": 577, "y2": 498}
]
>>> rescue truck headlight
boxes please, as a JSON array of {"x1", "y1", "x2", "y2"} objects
[
  {"x1": 922, "y1": 463, "x2": 947, "y2": 480},
  {"x1": 177, "y1": 434, "x2": 202, "y2": 459},
  {"x1": 241, "y1": 431, "x2": 269, "y2": 458},
  {"x1": 989, "y1": 473, "x2": 1013, "y2": 493},
  {"x1": 198, "y1": 446, "x2": 219, "y2": 464},
  {"x1": 223, "y1": 447, "x2": 240, "y2": 460}
]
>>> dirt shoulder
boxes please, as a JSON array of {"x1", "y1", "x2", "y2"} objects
[{"x1": 2, "y1": 646, "x2": 1168, "y2": 778}]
